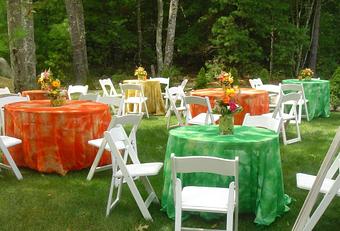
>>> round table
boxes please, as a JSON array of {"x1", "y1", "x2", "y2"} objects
[
  {"x1": 4, "y1": 100, "x2": 111, "y2": 175},
  {"x1": 282, "y1": 79, "x2": 330, "y2": 120},
  {"x1": 161, "y1": 125, "x2": 289, "y2": 225},
  {"x1": 191, "y1": 88, "x2": 269, "y2": 125},
  {"x1": 123, "y1": 79, "x2": 165, "y2": 115},
  {"x1": 21, "y1": 90, "x2": 49, "y2": 100}
]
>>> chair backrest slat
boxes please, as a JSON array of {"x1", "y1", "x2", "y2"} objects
[
  {"x1": 99, "y1": 78, "x2": 118, "y2": 96},
  {"x1": 172, "y1": 155, "x2": 238, "y2": 176},
  {"x1": 0, "y1": 87, "x2": 11, "y2": 95},
  {"x1": 243, "y1": 113, "x2": 282, "y2": 133},
  {"x1": 67, "y1": 85, "x2": 88, "y2": 99}
]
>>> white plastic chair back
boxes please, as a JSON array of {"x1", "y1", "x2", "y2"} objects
[
  {"x1": 243, "y1": 113, "x2": 282, "y2": 133},
  {"x1": 104, "y1": 127, "x2": 163, "y2": 220},
  {"x1": 97, "y1": 96, "x2": 123, "y2": 116},
  {"x1": 183, "y1": 96, "x2": 220, "y2": 125},
  {"x1": 150, "y1": 77, "x2": 169, "y2": 88},
  {"x1": 99, "y1": 78, "x2": 119, "y2": 96},
  {"x1": 0, "y1": 95, "x2": 30, "y2": 135},
  {"x1": 249, "y1": 78, "x2": 263, "y2": 88},
  {"x1": 165, "y1": 87, "x2": 186, "y2": 129},
  {"x1": 171, "y1": 154, "x2": 239, "y2": 231},
  {"x1": 78, "y1": 93, "x2": 98, "y2": 101},
  {"x1": 67, "y1": 85, "x2": 88, "y2": 99},
  {"x1": 0, "y1": 87, "x2": 11, "y2": 95}
]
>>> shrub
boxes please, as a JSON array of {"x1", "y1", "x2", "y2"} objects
[
  {"x1": 194, "y1": 67, "x2": 208, "y2": 89},
  {"x1": 330, "y1": 67, "x2": 340, "y2": 109}
]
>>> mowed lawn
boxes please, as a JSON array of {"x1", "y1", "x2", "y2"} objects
[{"x1": 0, "y1": 112, "x2": 339, "y2": 231}]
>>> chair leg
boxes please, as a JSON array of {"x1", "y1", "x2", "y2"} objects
[
  {"x1": 125, "y1": 175, "x2": 153, "y2": 220},
  {"x1": 304, "y1": 101, "x2": 310, "y2": 121},
  {"x1": 281, "y1": 122, "x2": 288, "y2": 145},
  {"x1": 1, "y1": 147, "x2": 23, "y2": 180},
  {"x1": 87, "y1": 141, "x2": 106, "y2": 180},
  {"x1": 143, "y1": 101, "x2": 149, "y2": 118},
  {"x1": 298, "y1": 104, "x2": 302, "y2": 124}
]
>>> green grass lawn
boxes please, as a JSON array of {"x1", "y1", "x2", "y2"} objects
[{"x1": 0, "y1": 113, "x2": 339, "y2": 231}]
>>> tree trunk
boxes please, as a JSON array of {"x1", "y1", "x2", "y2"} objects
[
  {"x1": 163, "y1": 0, "x2": 179, "y2": 70},
  {"x1": 309, "y1": 0, "x2": 321, "y2": 72},
  {"x1": 269, "y1": 28, "x2": 274, "y2": 79},
  {"x1": 156, "y1": 0, "x2": 164, "y2": 75},
  {"x1": 7, "y1": 0, "x2": 36, "y2": 92},
  {"x1": 65, "y1": 0, "x2": 88, "y2": 84},
  {"x1": 137, "y1": 0, "x2": 142, "y2": 66}
]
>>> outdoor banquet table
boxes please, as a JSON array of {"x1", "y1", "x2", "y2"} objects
[
  {"x1": 161, "y1": 125, "x2": 290, "y2": 225},
  {"x1": 191, "y1": 88, "x2": 269, "y2": 125},
  {"x1": 21, "y1": 90, "x2": 49, "y2": 100},
  {"x1": 282, "y1": 79, "x2": 330, "y2": 120},
  {"x1": 4, "y1": 100, "x2": 111, "y2": 175},
  {"x1": 123, "y1": 79, "x2": 165, "y2": 115}
]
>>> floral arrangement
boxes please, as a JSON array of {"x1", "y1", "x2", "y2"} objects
[
  {"x1": 298, "y1": 68, "x2": 314, "y2": 80},
  {"x1": 37, "y1": 69, "x2": 67, "y2": 106},
  {"x1": 134, "y1": 66, "x2": 147, "y2": 80},
  {"x1": 214, "y1": 98, "x2": 243, "y2": 116}
]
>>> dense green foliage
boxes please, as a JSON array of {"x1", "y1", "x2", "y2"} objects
[
  {"x1": 0, "y1": 0, "x2": 339, "y2": 85},
  {"x1": 330, "y1": 67, "x2": 340, "y2": 108},
  {"x1": 0, "y1": 113, "x2": 340, "y2": 230}
]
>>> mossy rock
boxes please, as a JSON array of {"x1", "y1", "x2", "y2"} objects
[{"x1": 0, "y1": 76, "x2": 14, "y2": 91}]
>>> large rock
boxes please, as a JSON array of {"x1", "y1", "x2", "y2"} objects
[{"x1": 0, "y1": 57, "x2": 13, "y2": 79}]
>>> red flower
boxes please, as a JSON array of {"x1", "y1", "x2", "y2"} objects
[{"x1": 229, "y1": 101, "x2": 237, "y2": 112}]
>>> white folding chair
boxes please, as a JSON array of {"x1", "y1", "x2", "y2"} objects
[
  {"x1": 96, "y1": 96, "x2": 123, "y2": 116},
  {"x1": 0, "y1": 95, "x2": 30, "y2": 135},
  {"x1": 0, "y1": 135, "x2": 23, "y2": 180},
  {"x1": 249, "y1": 78, "x2": 263, "y2": 88},
  {"x1": 104, "y1": 126, "x2": 163, "y2": 220},
  {"x1": 78, "y1": 93, "x2": 99, "y2": 101},
  {"x1": 150, "y1": 77, "x2": 169, "y2": 96},
  {"x1": 165, "y1": 87, "x2": 186, "y2": 129},
  {"x1": 281, "y1": 83, "x2": 309, "y2": 123},
  {"x1": 87, "y1": 113, "x2": 143, "y2": 180},
  {"x1": 119, "y1": 83, "x2": 149, "y2": 118},
  {"x1": 242, "y1": 113, "x2": 282, "y2": 133},
  {"x1": 293, "y1": 129, "x2": 340, "y2": 231},
  {"x1": 171, "y1": 154, "x2": 239, "y2": 231},
  {"x1": 263, "y1": 92, "x2": 302, "y2": 145},
  {"x1": 183, "y1": 96, "x2": 220, "y2": 125},
  {"x1": 67, "y1": 85, "x2": 88, "y2": 99},
  {"x1": 99, "y1": 78, "x2": 121, "y2": 97},
  {"x1": 0, "y1": 87, "x2": 11, "y2": 95}
]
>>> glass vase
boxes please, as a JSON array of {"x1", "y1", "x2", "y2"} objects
[
  {"x1": 50, "y1": 97, "x2": 66, "y2": 107},
  {"x1": 219, "y1": 114, "x2": 234, "y2": 135}
]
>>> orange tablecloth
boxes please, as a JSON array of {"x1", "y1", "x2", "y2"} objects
[
  {"x1": 4, "y1": 100, "x2": 111, "y2": 175},
  {"x1": 123, "y1": 79, "x2": 165, "y2": 115},
  {"x1": 22, "y1": 90, "x2": 49, "y2": 100},
  {"x1": 191, "y1": 88, "x2": 269, "y2": 125}
]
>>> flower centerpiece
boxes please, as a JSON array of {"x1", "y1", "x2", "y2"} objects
[
  {"x1": 298, "y1": 68, "x2": 314, "y2": 81},
  {"x1": 215, "y1": 71, "x2": 242, "y2": 135},
  {"x1": 37, "y1": 69, "x2": 67, "y2": 107},
  {"x1": 134, "y1": 66, "x2": 147, "y2": 80}
]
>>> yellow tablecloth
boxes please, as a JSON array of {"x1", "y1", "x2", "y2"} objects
[{"x1": 123, "y1": 79, "x2": 165, "y2": 115}]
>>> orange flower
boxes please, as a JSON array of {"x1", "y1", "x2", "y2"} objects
[{"x1": 51, "y1": 79, "x2": 60, "y2": 88}]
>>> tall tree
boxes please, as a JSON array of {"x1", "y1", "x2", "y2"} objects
[
  {"x1": 137, "y1": 0, "x2": 142, "y2": 65},
  {"x1": 156, "y1": 0, "x2": 164, "y2": 75},
  {"x1": 309, "y1": 0, "x2": 321, "y2": 72},
  {"x1": 7, "y1": 0, "x2": 36, "y2": 92},
  {"x1": 163, "y1": 0, "x2": 179, "y2": 70},
  {"x1": 65, "y1": 0, "x2": 88, "y2": 84}
]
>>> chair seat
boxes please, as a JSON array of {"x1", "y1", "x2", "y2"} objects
[
  {"x1": 296, "y1": 173, "x2": 340, "y2": 196},
  {"x1": 181, "y1": 186, "x2": 231, "y2": 213},
  {"x1": 0, "y1": 136, "x2": 21, "y2": 148},
  {"x1": 189, "y1": 113, "x2": 220, "y2": 125},
  {"x1": 88, "y1": 138, "x2": 125, "y2": 151},
  {"x1": 283, "y1": 99, "x2": 308, "y2": 105},
  {"x1": 125, "y1": 97, "x2": 148, "y2": 104},
  {"x1": 115, "y1": 162, "x2": 163, "y2": 178},
  {"x1": 264, "y1": 112, "x2": 295, "y2": 121}
]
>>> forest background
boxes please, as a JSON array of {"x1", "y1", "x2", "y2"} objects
[{"x1": 0, "y1": 0, "x2": 339, "y2": 106}]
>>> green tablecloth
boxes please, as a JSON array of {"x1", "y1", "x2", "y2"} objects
[
  {"x1": 282, "y1": 79, "x2": 330, "y2": 120},
  {"x1": 161, "y1": 125, "x2": 290, "y2": 225}
]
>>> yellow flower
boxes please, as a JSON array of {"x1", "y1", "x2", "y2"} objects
[
  {"x1": 226, "y1": 88, "x2": 235, "y2": 95},
  {"x1": 51, "y1": 79, "x2": 60, "y2": 88}
]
